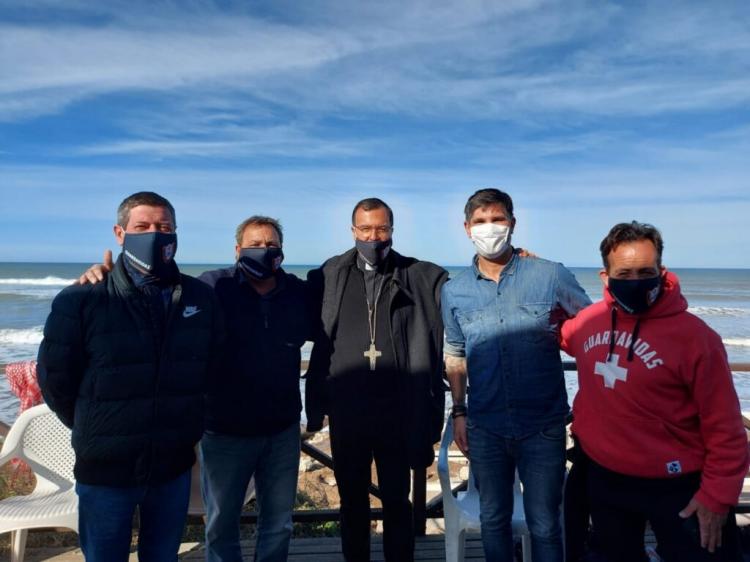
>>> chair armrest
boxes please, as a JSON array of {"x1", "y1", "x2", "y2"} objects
[
  {"x1": 437, "y1": 416, "x2": 455, "y2": 499},
  {"x1": 0, "y1": 442, "x2": 20, "y2": 467},
  {"x1": 0, "y1": 404, "x2": 52, "y2": 466}
]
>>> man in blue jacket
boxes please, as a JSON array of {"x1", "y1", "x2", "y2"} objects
[
  {"x1": 198, "y1": 216, "x2": 310, "y2": 562},
  {"x1": 38, "y1": 191, "x2": 224, "y2": 562}
]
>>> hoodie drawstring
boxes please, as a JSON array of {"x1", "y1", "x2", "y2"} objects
[
  {"x1": 608, "y1": 306, "x2": 641, "y2": 362},
  {"x1": 628, "y1": 317, "x2": 641, "y2": 362},
  {"x1": 607, "y1": 307, "x2": 617, "y2": 362}
]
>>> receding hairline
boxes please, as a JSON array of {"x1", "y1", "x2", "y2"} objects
[
  {"x1": 600, "y1": 221, "x2": 664, "y2": 271},
  {"x1": 235, "y1": 215, "x2": 284, "y2": 245}
]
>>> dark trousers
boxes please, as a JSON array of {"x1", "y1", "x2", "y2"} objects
[
  {"x1": 586, "y1": 456, "x2": 741, "y2": 562},
  {"x1": 564, "y1": 440, "x2": 592, "y2": 562},
  {"x1": 330, "y1": 413, "x2": 414, "y2": 562}
]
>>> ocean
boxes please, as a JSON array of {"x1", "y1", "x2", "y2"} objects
[{"x1": 1, "y1": 262, "x2": 748, "y2": 426}]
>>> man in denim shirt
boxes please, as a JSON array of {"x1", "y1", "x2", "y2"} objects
[{"x1": 441, "y1": 188, "x2": 591, "y2": 562}]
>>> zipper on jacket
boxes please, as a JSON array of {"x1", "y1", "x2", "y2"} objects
[{"x1": 144, "y1": 283, "x2": 182, "y2": 484}]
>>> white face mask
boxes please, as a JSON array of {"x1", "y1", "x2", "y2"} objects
[{"x1": 470, "y1": 223, "x2": 511, "y2": 259}]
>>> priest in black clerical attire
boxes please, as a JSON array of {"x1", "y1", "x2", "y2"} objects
[{"x1": 306, "y1": 198, "x2": 448, "y2": 562}]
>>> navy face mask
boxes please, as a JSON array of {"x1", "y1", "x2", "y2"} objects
[
  {"x1": 356, "y1": 239, "x2": 392, "y2": 267},
  {"x1": 237, "y1": 247, "x2": 284, "y2": 280},
  {"x1": 123, "y1": 232, "x2": 177, "y2": 280},
  {"x1": 608, "y1": 275, "x2": 662, "y2": 315}
]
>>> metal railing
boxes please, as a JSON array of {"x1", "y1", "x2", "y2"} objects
[
  {"x1": 2, "y1": 361, "x2": 750, "y2": 530},
  {"x1": 232, "y1": 360, "x2": 750, "y2": 532}
]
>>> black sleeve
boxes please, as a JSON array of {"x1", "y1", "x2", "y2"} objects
[
  {"x1": 430, "y1": 268, "x2": 450, "y2": 441},
  {"x1": 37, "y1": 287, "x2": 88, "y2": 428},
  {"x1": 303, "y1": 267, "x2": 328, "y2": 432},
  {"x1": 207, "y1": 288, "x2": 227, "y2": 395}
]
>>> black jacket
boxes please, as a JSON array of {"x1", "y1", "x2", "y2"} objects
[
  {"x1": 199, "y1": 266, "x2": 310, "y2": 436},
  {"x1": 37, "y1": 255, "x2": 223, "y2": 487},
  {"x1": 305, "y1": 248, "x2": 448, "y2": 468}
]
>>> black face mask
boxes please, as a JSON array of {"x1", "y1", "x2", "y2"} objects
[
  {"x1": 123, "y1": 232, "x2": 177, "y2": 280},
  {"x1": 355, "y1": 239, "x2": 392, "y2": 267},
  {"x1": 237, "y1": 247, "x2": 284, "y2": 280},
  {"x1": 608, "y1": 275, "x2": 662, "y2": 315}
]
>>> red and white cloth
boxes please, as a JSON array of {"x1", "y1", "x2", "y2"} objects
[
  {"x1": 3, "y1": 360, "x2": 43, "y2": 482},
  {"x1": 5, "y1": 360, "x2": 43, "y2": 414}
]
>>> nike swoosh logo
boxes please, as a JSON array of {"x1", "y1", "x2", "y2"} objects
[{"x1": 183, "y1": 307, "x2": 201, "y2": 318}]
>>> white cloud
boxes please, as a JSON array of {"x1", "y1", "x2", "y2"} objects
[{"x1": 1, "y1": 0, "x2": 748, "y2": 125}]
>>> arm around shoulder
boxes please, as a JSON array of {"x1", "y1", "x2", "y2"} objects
[{"x1": 556, "y1": 262, "x2": 592, "y2": 316}]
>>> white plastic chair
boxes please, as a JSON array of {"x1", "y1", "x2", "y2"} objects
[
  {"x1": 0, "y1": 404, "x2": 78, "y2": 562},
  {"x1": 438, "y1": 416, "x2": 531, "y2": 562}
]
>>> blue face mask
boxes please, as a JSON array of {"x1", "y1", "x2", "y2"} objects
[
  {"x1": 608, "y1": 275, "x2": 662, "y2": 315},
  {"x1": 122, "y1": 232, "x2": 177, "y2": 280},
  {"x1": 237, "y1": 247, "x2": 284, "y2": 280}
]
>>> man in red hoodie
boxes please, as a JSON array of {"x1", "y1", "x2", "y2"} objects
[{"x1": 560, "y1": 221, "x2": 748, "y2": 562}]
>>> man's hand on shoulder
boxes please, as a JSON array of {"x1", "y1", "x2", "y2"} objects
[
  {"x1": 516, "y1": 248, "x2": 538, "y2": 258},
  {"x1": 77, "y1": 249, "x2": 113, "y2": 285},
  {"x1": 679, "y1": 496, "x2": 728, "y2": 553}
]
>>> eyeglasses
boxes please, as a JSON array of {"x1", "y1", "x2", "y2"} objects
[{"x1": 353, "y1": 225, "x2": 393, "y2": 235}]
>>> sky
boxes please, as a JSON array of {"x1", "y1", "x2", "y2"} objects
[{"x1": 1, "y1": 0, "x2": 749, "y2": 268}]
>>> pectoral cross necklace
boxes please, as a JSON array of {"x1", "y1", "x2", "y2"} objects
[{"x1": 364, "y1": 275, "x2": 386, "y2": 371}]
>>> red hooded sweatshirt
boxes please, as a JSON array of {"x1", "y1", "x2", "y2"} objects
[{"x1": 561, "y1": 271, "x2": 748, "y2": 513}]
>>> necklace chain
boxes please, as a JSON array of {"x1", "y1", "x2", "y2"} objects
[{"x1": 366, "y1": 274, "x2": 387, "y2": 345}]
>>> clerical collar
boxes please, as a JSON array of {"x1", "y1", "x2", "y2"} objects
[{"x1": 356, "y1": 253, "x2": 389, "y2": 274}]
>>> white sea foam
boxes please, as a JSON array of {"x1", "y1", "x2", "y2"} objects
[
  {"x1": 725, "y1": 338, "x2": 750, "y2": 348},
  {"x1": 0, "y1": 327, "x2": 44, "y2": 345},
  {"x1": 689, "y1": 306, "x2": 750, "y2": 317},
  {"x1": 0, "y1": 277, "x2": 75, "y2": 286}
]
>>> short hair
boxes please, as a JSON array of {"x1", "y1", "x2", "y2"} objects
[
  {"x1": 600, "y1": 221, "x2": 664, "y2": 270},
  {"x1": 351, "y1": 197, "x2": 394, "y2": 226},
  {"x1": 117, "y1": 191, "x2": 176, "y2": 228},
  {"x1": 464, "y1": 188, "x2": 514, "y2": 222},
  {"x1": 235, "y1": 215, "x2": 284, "y2": 245}
]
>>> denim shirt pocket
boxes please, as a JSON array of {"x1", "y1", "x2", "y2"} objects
[
  {"x1": 455, "y1": 309, "x2": 490, "y2": 349},
  {"x1": 517, "y1": 302, "x2": 554, "y2": 344}
]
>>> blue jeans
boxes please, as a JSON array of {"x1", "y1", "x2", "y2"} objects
[
  {"x1": 200, "y1": 423, "x2": 301, "y2": 562},
  {"x1": 469, "y1": 421, "x2": 566, "y2": 562},
  {"x1": 76, "y1": 470, "x2": 191, "y2": 562}
]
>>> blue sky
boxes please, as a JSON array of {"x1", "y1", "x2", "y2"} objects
[{"x1": 1, "y1": 0, "x2": 749, "y2": 268}]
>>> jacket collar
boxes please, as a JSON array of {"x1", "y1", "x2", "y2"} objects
[{"x1": 234, "y1": 263, "x2": 288, "y2": 296}]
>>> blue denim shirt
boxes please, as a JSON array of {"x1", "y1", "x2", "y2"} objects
[{"x1": 441, "y1": 252, "x2": 591, "y2": 438}]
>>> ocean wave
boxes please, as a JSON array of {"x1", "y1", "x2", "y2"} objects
[
  {"x1": 0, "y1": 277, "x2": 76, "y2": 286},
  {"x1": 725, "y1": 338, "x2": 750, "y2": 348},
  {"x1": 689, "y1": 306, "x2": 750, "y2": 317},
  {"x1": 0, "y1": 327, "x2": 43, "y2": 345},
  {"x1": 0, "y1": 288, "x2": 63, "y2": 299}
]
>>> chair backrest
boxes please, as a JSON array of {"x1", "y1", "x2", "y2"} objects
[
  {"x1": 437, "y1": 416, "x2": 460, "y2": 517},
  {"x1": 438, "y1": 415, "x2": 525, "y2": 524},
  {"x1": 9, "y1": 404, "x2": 76, "y2": 488}
]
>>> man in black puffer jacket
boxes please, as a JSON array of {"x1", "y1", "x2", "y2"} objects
[{"x1": 38, "y1": 192, "x2": 223, "y2": 562}]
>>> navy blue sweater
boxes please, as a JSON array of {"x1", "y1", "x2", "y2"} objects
[{"x1": 199, "y1": 266, "x2": 310, "y2": 436}]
